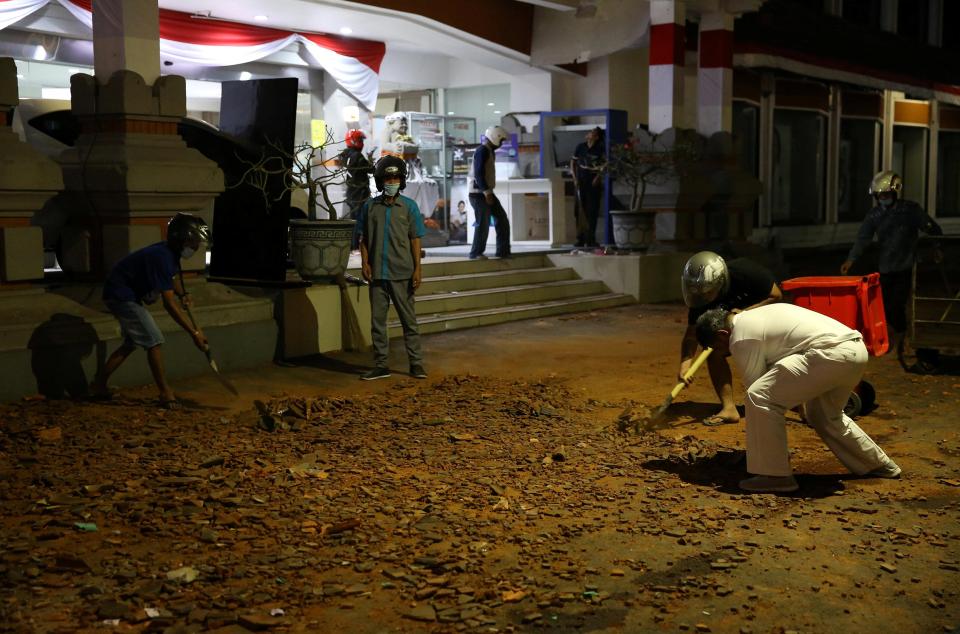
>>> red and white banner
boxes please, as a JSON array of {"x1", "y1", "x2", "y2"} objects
[
  {"x1": 0, "y1": 0, "x2": 47, "y2": 30},
  {"x1": 0, "y1": 0, "x2": 386, "y2": 109}
]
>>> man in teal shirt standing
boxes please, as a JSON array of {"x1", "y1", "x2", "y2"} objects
[{"x1": 355, "y1": 155, "x2": 427, "y2": 380}]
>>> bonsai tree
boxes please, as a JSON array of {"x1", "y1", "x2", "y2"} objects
[
  {"x1": 233, "y1": 126, "x2": 348, "y2": 220},
  {"x1": 607, "y1": 129, "x2": 703, "y2": 211}
]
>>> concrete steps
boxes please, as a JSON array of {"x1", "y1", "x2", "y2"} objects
[{"x1": 373, "y1": 254, "x2": 633, "y2": 337}]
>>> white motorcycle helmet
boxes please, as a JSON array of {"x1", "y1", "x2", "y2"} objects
[
  {"x1": 484, "y1": 125, "x2": 509, "y2": 148},
  {"x1": 681, "y1": 251, "x2": 730, "y2": 308}
]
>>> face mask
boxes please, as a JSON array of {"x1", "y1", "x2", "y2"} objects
[
  {"x1": 384, "y1": 183, "x2": 400, "y2": 197},
  {"x1": 181, "y1": 246, "x2": 196, "y2": 259},
  {"x1": 879, "y1": 197, "x2": 894, "y2": 209}
]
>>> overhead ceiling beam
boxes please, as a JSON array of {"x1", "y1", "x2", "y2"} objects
[{"x1": 514, "y1": 0, "x2": 579, "y2": 11}]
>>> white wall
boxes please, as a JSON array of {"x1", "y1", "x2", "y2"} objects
[
  {"x1": 510, "y1": 72, "x2": 552, "y2": 112},
  {"x1": 530, "y1": 0, "x2": 649, "y2": 67},
  {"x1": 379, "y1": 49, "x2": 451, "y2": 90},
  {"x1": 380, "y1": 53, "x2": 552, "y2": 115},
  {"x1": 555, "y1": 56, "x2": 612, "y2": 111}
]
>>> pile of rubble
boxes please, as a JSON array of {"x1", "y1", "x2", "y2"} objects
[{"x1": 1, "y1": 374, "x2": 956, "y2": 632}]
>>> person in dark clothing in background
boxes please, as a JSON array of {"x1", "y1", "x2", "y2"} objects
[
  {"x1": 840, "y1": 170, "x2": 942, "y2": 364},
  {"x1": 680, "y1": 251, "x2": 783, "y2": 426},
  {"x1": 341, "y1": 129, "x2": 374, "y2": 220},
  {"x1": 468, "y1": 125, "x2": 511, "y2": 260},
  {"x1": 570, "y1": 126, "x2": 605, "y2": 248}
]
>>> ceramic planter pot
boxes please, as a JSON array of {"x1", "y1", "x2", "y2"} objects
[
  {"x1": 610, "y1": 209, "x2": 656, "y2": 250},
  {"x1": 289, "y1": 219, "x2": 356, "y2": 281}
]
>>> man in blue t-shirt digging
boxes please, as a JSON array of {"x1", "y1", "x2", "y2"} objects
[{"x1": 90, "y1": 213, "x2": 211, "y2": 409}]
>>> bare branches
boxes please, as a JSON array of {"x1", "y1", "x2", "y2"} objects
[
  {"x1": 605, "y1": 130, "x2": 704, "y2": 211},
  {"x1": 228, "y1": 125, "x2": 351, "y2": 220}
]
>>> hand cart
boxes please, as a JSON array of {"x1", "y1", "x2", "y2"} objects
[{"x1": 904, "y1": 236, "x2": 960, "y2": 373}]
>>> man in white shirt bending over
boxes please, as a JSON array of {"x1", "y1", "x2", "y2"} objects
[{"x1": 694, "y1": 303, "x2": 901, "y2": 493}]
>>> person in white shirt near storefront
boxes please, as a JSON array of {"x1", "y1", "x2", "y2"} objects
[{"x1": 695, "y1": 303, "x2": 901, "y2": 493}]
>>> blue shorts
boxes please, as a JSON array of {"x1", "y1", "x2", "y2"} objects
[{"x1": 105, "y1": 299, "x2": 165, "y2": 349}]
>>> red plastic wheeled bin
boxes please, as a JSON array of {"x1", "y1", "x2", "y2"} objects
[{"x1": 780, "y1": 273, "x2": 888, "y2": 416}]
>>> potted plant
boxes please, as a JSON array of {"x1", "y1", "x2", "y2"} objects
[
  {"x1": 606, "y1": 128, "x2": 703, "y2": 250},
  {"x1": 235, "y1": 128, "x2": 355, "y2": 281}
]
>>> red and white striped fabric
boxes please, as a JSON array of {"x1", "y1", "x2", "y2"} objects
[
  {"x1": 0, "y1": 0, "x2": 48, "y2": 30},
  {"x1": 0, "y1": 0, "x2": 385, "y2": 109}
]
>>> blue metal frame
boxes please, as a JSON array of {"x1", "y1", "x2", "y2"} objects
[{"x1": 539, "y1": 109, "x2": 628, "y2": 245}]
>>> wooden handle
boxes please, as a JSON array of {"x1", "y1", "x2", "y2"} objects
[{"x1": 670, "y1": 347, "x2": 713, "y2": 399}]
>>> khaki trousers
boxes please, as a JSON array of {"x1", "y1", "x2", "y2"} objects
[{"x1": 744, "y1": 339, "x2": 893, "y2": 476}]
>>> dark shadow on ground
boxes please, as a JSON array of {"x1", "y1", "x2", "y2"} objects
[
  {"x1": 902, "y1": 353, "x2": 960, "y2": 377},
  {"x1": 642, "y1": 451, "x2": 846, "y2": 498},
  {"x1": 660, "y1": 401, "x2": 717, "y2": 424},
  {"x1": 77, "y1": 395, "x2": 229, "y2": 412},
  {"x1": 177, "y1": 397, "x2": 232, "y2": 412},
  {"x1": 27, "y1": 313, "x2": 99, "y2": 399},
  {"x1": 277, "y1": 354, "x2": 368, "y2": 376},
  {"x1": 658, "y1": 402, "x2": 746, "y2": 427},
  {"x1": 506, "y1": 605, "x2": 628, "y2": 632}
]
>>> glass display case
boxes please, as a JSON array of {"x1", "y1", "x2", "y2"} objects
[
  {"x1": 403, "y1": 113, "x2": 477, "y2": 245},
  {"x1": 406, "y1": 113, "x2": 446, "y2": 246},
  {"x1": 369, "y1": 112, "x2": 477, "y2": 245},
  {"x1": 445, "y1": 116, "x2": 478, "y2": 244}
]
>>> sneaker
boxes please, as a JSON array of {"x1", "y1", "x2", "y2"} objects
[
  {"x1": 738, "y1": 475, "x2": 799, "y2": 493},
  {"x1": 360, "y1": 367, "x2": 391, "y2": 381},
  {"x1": 410, "y1": 365, "x2": 428, "y2": 379},
  {"x1": 468, "y1": 255, "x2": 488, "y2": 260},
  {"x1": 868, "y1": 461, "x2": 902, "y2": 479}
]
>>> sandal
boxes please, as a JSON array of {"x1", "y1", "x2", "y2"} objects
[
  {"x1": 159, "y1": 398, "x2": 183, "y2": 411},
  {"x1": 702, "y1": 414, "x2": 739, "y2": 426}
]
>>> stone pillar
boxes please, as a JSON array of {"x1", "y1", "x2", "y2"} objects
[
  {"x1": 648, "y1": 0, "x2": 685, "y2": 134},
  {"x1": 93, "y1": 0, "x2": 161, "y2": 85},
  {"x1": 697, "y1": 12, "x2": 734, "y2": 137},
  {"x1": 0, "y1": 57, "x2": 63, "y2": 285},
  {"x1": 58, "y1": 0, "x2": 223, "y2": 277}
]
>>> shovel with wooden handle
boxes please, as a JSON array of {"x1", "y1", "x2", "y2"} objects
[
  {"x1": 639, "y1": 347, "x2": 713, "y2": 432},
  {"x1": 183, "y1": 305, "x2": 239, "y2": 396}
]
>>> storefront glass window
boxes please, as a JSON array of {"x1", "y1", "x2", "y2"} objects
[
  {"x1": 842, "y1": 0, "x2": 882, "y2": 29},
  {"x1": 892, "y1": 126, "x2": 928, "y2": 207},
  {"x1": 838, "y1": 119, "x2": 880, "y2": 222},
  {"x1": 938, "y1": 131, "x2": 960, "y2": 217},
  {"x1": 771, "y1": 109, "x2": 826, "y2": 225},
  {"x1": 444, "y1": 84, "x2": 510, "y2": 139},
  {"x1": 732, "y1": 101, "x2": 759, "y2": 176}
]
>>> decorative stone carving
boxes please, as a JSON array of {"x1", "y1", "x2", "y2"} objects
[
  {"x1": 58, "y1": 69, "x2": 224, "y2": 276},
  {"x1": 0, "y1": 57, "x2": 63, "y2": 283}
]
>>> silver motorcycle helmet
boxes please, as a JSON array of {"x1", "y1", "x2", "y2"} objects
[
  {"x1": 681, "y1": 251, "x2": 730, "y2": 308},
  {"x1": 167, "y1": 212, "x2": 211, "y2": 254},
  {"x1": 868, "y1": 170, "x2": 903, "y2": 197}
]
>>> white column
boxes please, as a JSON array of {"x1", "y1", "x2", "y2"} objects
[
  {"x1": 697, "y1": 11, "x2": 734, "y2": 136},
  {"x1": 882, "y1": 89, "x2": 895, "y2": 170},
  {"x1": 649, "y1": 0, "x2": 685, "y2": 134},
  {"x1": 758, "y1": 73, "x2": 775, "y2": 228},
  {"x1": 880, "y1": 0, "x2": 898, "y2": 34},
  {"x1": 928, "y1": 0, "x2": 943, "y2": 48},
  {"x1": 927, "y1": 99, "x2": 939, "y2": 216},
  {"x1": 825, "y1": 86, "x2": 841, "y2": 225},
  {"x1": 92, "y1": 0, "x2": 161, "y2": 85}
]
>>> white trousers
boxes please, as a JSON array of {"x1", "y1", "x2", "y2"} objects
[{"x1": 744, "y1": 339, "x2": 893, "y2": 476}]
